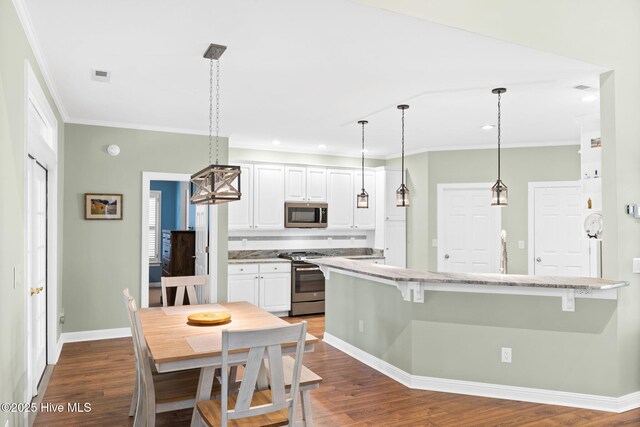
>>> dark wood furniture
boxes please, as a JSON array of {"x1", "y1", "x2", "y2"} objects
[{"x1": 161, "y1": 230, "x2": 195, "y2": 305}]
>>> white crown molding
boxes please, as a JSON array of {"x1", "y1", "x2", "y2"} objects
[
  {"x1": 323, "y1": 332, "x2": 640, "y2": 413},
  {"x1": 229, "y1": 141, "x2": 387, "y2": 160},
  {"x1": 12, "y1": 0, "x2": 69, "y2": 121},
  {"x1": 384, "y1": 139, "x2": 580, "y2": 160},
  {"x1": 66, "y1": 117, "x2": 215, "y2": 136},
  {"x1": 61, "y1": 327, "x2": 131, "y2": 344}
]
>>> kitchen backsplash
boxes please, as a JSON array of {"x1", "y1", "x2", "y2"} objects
[{"x1": 229, "y1": 247, "x2": 383, "y2": 260}]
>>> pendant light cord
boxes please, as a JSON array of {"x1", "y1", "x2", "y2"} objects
[
  {"x1": 497, "y1": 91, "x2": 501, "y2": 182},
  {"x1": 361, "y1": 121, "x2": 365, "y2": 191},
  {"x1": 209, "y1": 57, "x2": 221, "y2": 165},
  {"x1": 401, "y1": 108, "x2": 405, "y2": 187}
]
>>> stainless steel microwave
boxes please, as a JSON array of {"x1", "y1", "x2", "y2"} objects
[{"x1": 285, "y1": 202, "x2": 328, "y2": 228}]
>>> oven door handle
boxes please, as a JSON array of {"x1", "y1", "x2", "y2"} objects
[{"x1": 294, "y1": 267, "x2": 321, "y2": 272}]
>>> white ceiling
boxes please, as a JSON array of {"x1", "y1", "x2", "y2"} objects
[{"x1": 23, "y1": 0, "x2": 606, "y2": 159}]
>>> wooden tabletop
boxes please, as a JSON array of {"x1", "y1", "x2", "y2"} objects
[{"x1": 139, "y1": 301, "x2": 319, "y2": 367}]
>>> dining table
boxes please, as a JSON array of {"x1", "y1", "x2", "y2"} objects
[{"x1": 138, "y1": 301, "x2": 319, "y2": 426}]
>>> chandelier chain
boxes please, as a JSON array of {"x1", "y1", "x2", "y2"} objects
[
  {"x1": 215, "y1": 58, "x2": 220, "y2": 165},
  {"x1": 361, "y1": 122, "x2": 365, "y2": 190},
  {"x1": 401, "y1": 108, "x2": 405, "y2": 187},
  {"x1": 497, "y1": 91, "x2": 501, "y2": 181},
  {"x1": 208, "y1": 57, "x2": 213, "y2": 165}
]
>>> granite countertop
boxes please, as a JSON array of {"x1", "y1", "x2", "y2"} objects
[
  {"x1": 228, "y1": 258, "x2": 290, "y2": 264},
  {"x1": 310, "y1": 257, "x2": 629, "y2": 290}
]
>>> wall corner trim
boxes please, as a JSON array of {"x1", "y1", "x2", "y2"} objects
[
  {"x1": 323, "y1": 333, "x2": 640, "y2": 413},
  {"x1": 60, "y1": 327, "x2": 131, "y2": 344}
]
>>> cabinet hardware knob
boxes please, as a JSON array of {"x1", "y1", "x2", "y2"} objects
[
  {"x1": 255, "y1": 276, "x2": 258, "y2": 279},
  {"x1": 536, "y1": 257, "x2": 542, "y2": 263},
  {"x1": 444, "y1": 254, "x2": 450, "y2": 259}
]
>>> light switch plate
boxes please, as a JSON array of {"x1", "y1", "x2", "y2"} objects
[
  {"x1": 431, "y1": 239, "x2": 437, "y2": 247},
  {"x1": 633, "y1": 258, "x2": 640, "y2": 274},
  {"x1": 518, "y1": 240, "x2": 525, "y2": 249}
]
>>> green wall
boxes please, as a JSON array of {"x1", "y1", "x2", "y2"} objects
[
  {"x1": 326, "y1": 272, "x2": 619, "y2": 396},
  {"x1": 428, "y1": 146, "x2": 580, "y2": 273},
  {"x1": 62, "y1": 124, "x2": 228, "y2": 332},
  {"x1": 0, "y1": 0, "x2": 65, "y2": 424}
]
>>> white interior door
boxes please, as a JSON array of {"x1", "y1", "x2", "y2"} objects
[
  {"x1": 195, "y1": 204, "x2": 209, "y2": 302},
  {"x1": 437, "y1": 184, "x2": 501, "y2": 273},
  {"x1": 530, "y1": 183, "x2": 588, "y2": 276},
  {"x1": 27, "y1": 157, "x2": 47, "y2": 397}
]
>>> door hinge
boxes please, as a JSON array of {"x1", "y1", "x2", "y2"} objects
[{"x1": 205, "y1": 246, "x2": 209, "y2": 254}]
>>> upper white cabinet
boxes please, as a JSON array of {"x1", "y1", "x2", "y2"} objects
[
  {"x1": 254, "y1": 164, "x2": 285, "y2": 229},
  {"x1": 228, "y1": 164, "x2": 254, "y2": 230},
  {"x1": 285, "y1": 166, "x2": 326, "y2": 201},
  {"x1": 353, "y1": 171, "x2": 376, "y2": 230},
  {"x1": 327, "y1": 169, "x2": 354, "y2": 229},
  {"x1": 327, "y1": 169, "x2": 376, "y2": 230}
]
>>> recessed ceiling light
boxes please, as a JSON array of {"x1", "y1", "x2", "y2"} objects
[
  {"x1": 272, "y1": 140, "x2": 281, "y2": 145},
  {"x1": 581, "y1": 94, "x2": 598, "y2": 102},
  {"x1": 481, "y1": 124, "x2": 495, "y2": 130},
  {"x1": 318, "y1": 144, "x2": 327, "y2": 149}
]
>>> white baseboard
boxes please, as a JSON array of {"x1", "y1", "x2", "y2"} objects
[
  {"x1": 323, "y1": 332, "x2": 640, "y2": 413},
  {"x1": 55, "y1": 336, "x2": 64, "y2": 362},
  {"x1": 61, "y1": 327, "x2": 131, "y2": 344}
]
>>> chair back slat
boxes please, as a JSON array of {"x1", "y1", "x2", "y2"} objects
[
  {"x1": 267, "y1": 344, "x2": 286, "y2": 404},
  {"x1": 160, "y1": 275, "x2": 209, "y2": 307},
  {"x1": 234, "y1": 346, "x2": 266, "y2": 411},
  {"x1": 220, "y1": 321, "x2": 307, "y2": 425}
]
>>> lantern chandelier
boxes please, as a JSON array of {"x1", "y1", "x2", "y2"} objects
[
  {"x1": 396, "y1": 104, "x2": 410, "y2": 207},
  {"x1": 190, "y1": 43, "x2": 242, "y2": 205},
  {"x1": 490, "y1": 87, "x2": 508, "y2": 207},
  {"x1": 356, "y1": 120, "x2": 369, "y2": 209}
]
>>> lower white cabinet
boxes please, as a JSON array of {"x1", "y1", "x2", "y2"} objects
[{"x1": 228, "y1": 263, "x2": 291, "y2": 313}]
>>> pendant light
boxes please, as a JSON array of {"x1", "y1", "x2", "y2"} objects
[
  {"x1": 356, "y1": 120, "x2": 369, "y2": 209},
  {"x1": 490, "y1": 88, "x2": 508, "y2": 206},
  {"x1": 396, "y1": 104, "x2": 410, "y2": 207},
  {"x1": 190, "y1": 44, "x2": 242, "y2": 205}
]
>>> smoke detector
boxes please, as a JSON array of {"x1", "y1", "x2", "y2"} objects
[{"x1": 91, "y1": 69, "x2": 111, "y2": 82}]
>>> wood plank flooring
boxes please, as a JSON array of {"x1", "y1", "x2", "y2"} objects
[{"x1": 35, "y1": 315, "x2": 640, "y2": 426}]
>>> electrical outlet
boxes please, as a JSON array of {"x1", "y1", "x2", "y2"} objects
[
  {"x1": 518, "y1": 240, "x2": 525, "y2": 249},
  {"x1": 5, "y1": 418, "x2": 10, "y2": 427},
  {"x1": 431, "y1": 239, "x2": 438, "y2": 247},
  {"x1": 501, "y1": 347, "x2": 512, "y2": 363},
  {"x1": 633, "y1": 258, "x2": 640, "y2": 274},
  {"x1": 358, "y1": 320, "x2": 364, "y2": 333}
]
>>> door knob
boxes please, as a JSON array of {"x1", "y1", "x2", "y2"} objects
[
  {"x1": 30, "y1": 287, "x2": 43, "y2": 296},
  {"x1": 536, "y1": 257, "x2": 542, "y2": 263},
  {"x1": 444, "y1": 254, "x2": 450, "y2": 259}
]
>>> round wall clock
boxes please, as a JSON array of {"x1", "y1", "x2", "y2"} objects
[{"x1": 584, "y1": 212, "x2": 603, "y2": 238}]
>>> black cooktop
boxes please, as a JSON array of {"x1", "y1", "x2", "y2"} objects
[{"x1": 277, "y1": 251, "x2": 326, "y2": 261}]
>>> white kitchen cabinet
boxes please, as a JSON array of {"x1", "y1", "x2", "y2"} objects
[
  {"x1": 228, "y1": 164, "x2": 254, "y2": 230},
  {"x1": 285, "y1": 166, "x2": 326, "y2": 201},
  {"x1": 378, "y1": 169, "x2": 407, "y2": 221},
  {"x1": 228, "y1": 262, "x2": 291, "y2": 314},
  {"x1": 254, "y1": 164, "x2": 285, "y2": 229},
  {"x1": 306, "y1": 167, "x2": 327, "y2": 201},
  {"x1": 353, "y1": 171, "x2": 376, "y2": 230},
  {"x1": 327, "y1": 169, "x2": 354, "y2": 229},
  {"x1": 383, "y1": 220, "x2": 406, "y2": 268}
]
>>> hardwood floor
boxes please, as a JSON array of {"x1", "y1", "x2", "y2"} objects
[{"x1": 35, "y1": 315, "x2": 640, "y2": 426}]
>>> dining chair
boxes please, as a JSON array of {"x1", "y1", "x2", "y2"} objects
[
  {"x1": 233, "y1": 355, "x2": 322, "y2": 426},
  {"x1": 123, "y1": 289, "x2": 218, "y2": 427},
  {"x1": 195, "y1": 321, "x2": 308, "y2": 427},
  {"x1": 161, "y1": 275, "x2": 209, "y2": 307}
]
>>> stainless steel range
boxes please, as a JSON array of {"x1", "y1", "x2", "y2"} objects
[{"x1": 278, "y1": 251, "x2": 326, "y2": 316}]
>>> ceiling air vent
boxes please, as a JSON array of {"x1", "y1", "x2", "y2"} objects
[
  {"x1": 91, "y1": 69, "x2": 111, "y2": 83},
  {"x1": 573, "y1": 85, "x2": 591, "y2": 91}
]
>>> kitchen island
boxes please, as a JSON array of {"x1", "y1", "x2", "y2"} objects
[{"x1": 311, "y1": 257, "x2": 632, "y2": 411}]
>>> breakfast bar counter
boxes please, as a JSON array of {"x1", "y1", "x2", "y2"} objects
[{"x1": 310, "y1": 257, "x2": 628, "y2": 312}]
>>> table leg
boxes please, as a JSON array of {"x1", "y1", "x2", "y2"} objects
[
  {"x1": 190, "y1": 366, "x2": 215, "y2": 427},
  {"x1": 256, "y1": 360, "x2": 269, "y2": 390}
]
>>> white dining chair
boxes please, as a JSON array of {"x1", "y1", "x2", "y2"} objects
[
  {"x1": 161, "y1": 275, "x2": 209, "y2": 307},
  {"x1": 194, "y1": 322, "x2": 308, "y2": 427},
  {"x1": 123, "y1": 288, "x2": 218, "y2": 427}
]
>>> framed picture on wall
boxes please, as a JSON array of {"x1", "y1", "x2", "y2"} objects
[{"x1": 84, "y1": 193, "x2": 123, "y2": 220}]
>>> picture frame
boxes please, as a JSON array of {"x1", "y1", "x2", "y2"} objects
[{"x1": 84, "y1": 193, "x2": 123, "y2": 220}]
